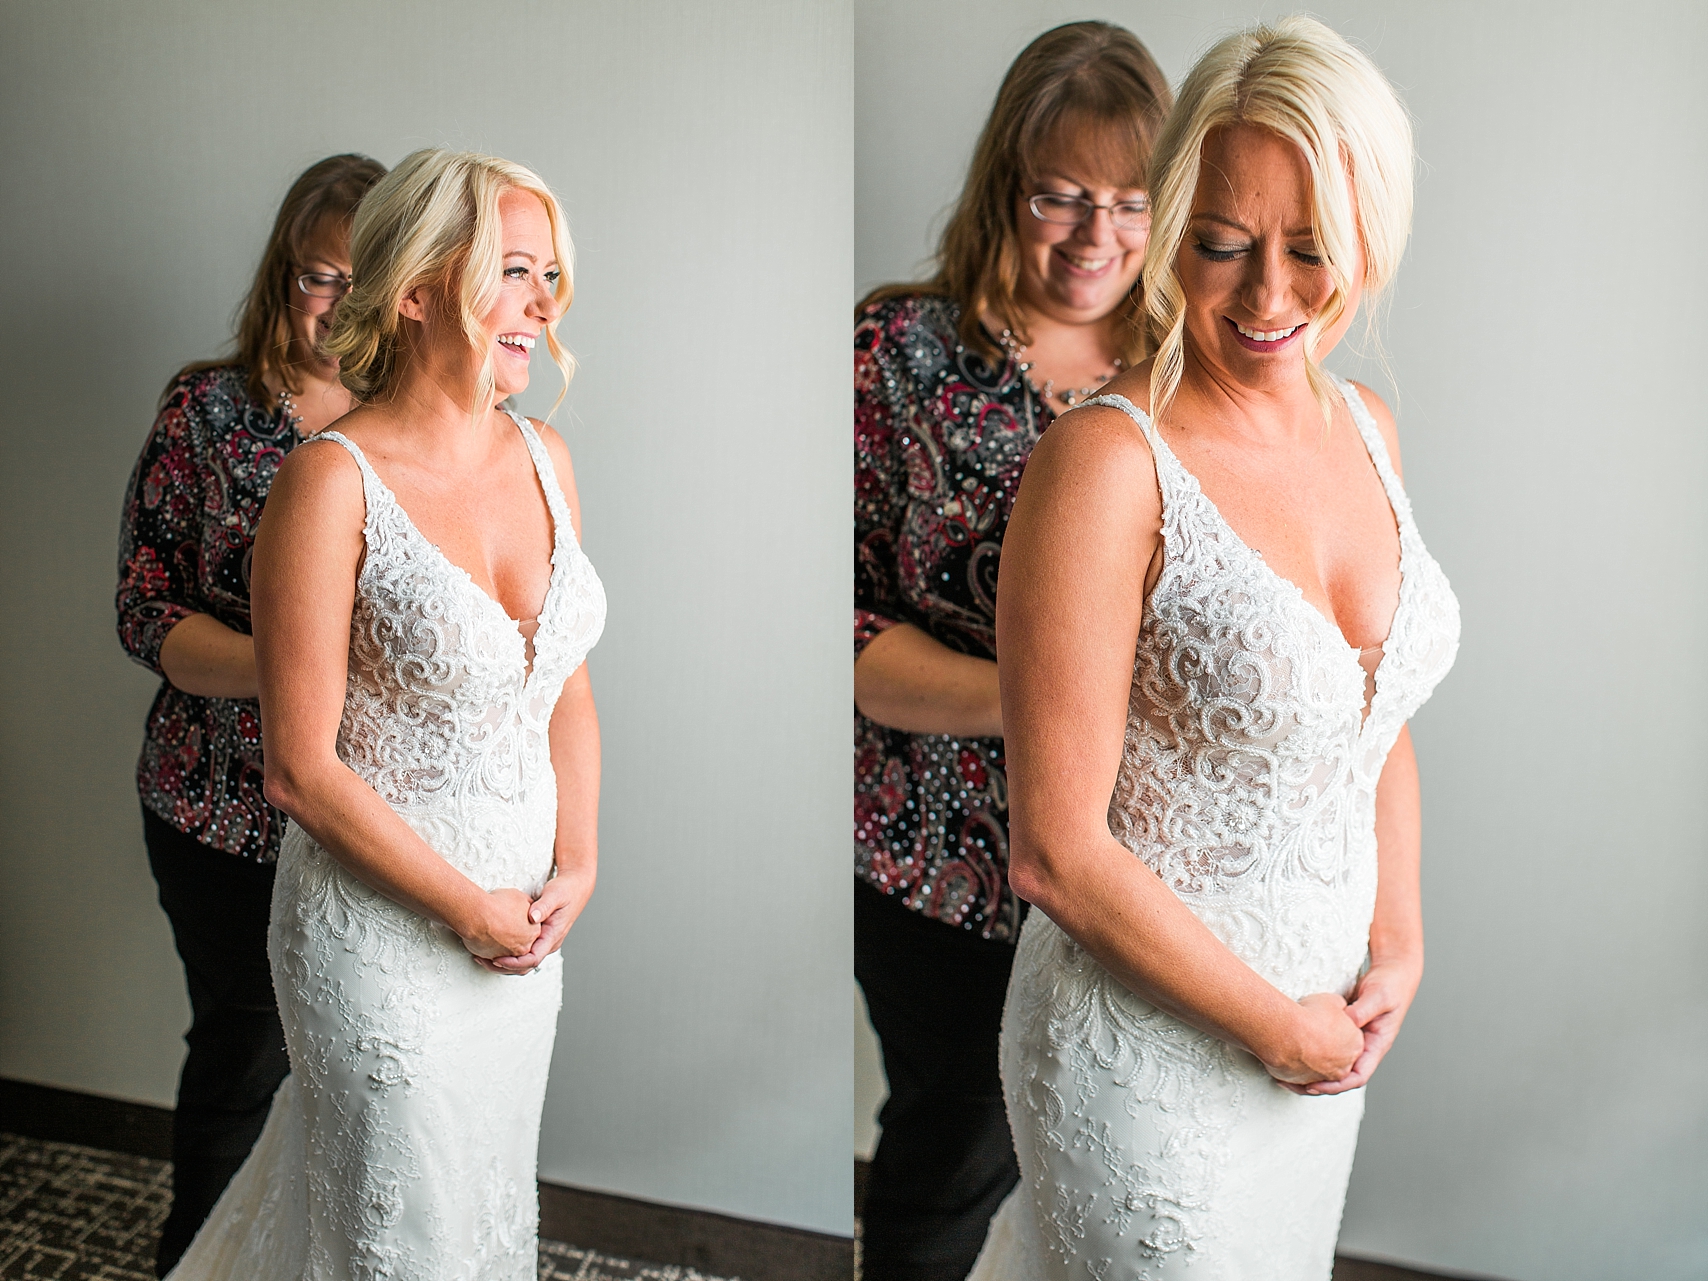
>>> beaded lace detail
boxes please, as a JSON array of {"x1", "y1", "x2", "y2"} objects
[
  {"x1": 307, "y1": 411, "x2": 606, "y2": 891},
  {"x1": 165, "y1": 410, "x2": 605, "y2": 1281},
  {"x1": 979, "y1": 379, "x2": 1459, "y2": 1279}
]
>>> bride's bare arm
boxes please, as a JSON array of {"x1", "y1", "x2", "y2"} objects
[
  {"x1": 483, "y1": 662, "x2": 599, "y2": 976},
  {"x1": 1293, "y1": 385, "x2": 1423, "y2": 1094},
  {"x1": 997, "y1": 407, "x2": 1362, "y2": 1086},
  {"x1": 252, "y1": 441, "x2": 541, "y2": 960},
  {"x1": 1299, "y1": 718, "x2": 1424, "y2": 1098},
  {"x1": 484, "y1": 427, "x2": 600, "y2": 975}
]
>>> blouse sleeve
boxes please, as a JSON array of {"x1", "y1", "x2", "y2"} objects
[
  {"x1": 854, "y1": 304, "x2": 908, "y2": 658},
  {"x1": 116, "y1": 378, "x2": 206, "y2": 677}
]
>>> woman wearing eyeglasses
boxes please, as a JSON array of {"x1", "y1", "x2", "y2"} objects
[
  {"x1": 115, "y1": 152, "x2": 384, "y2": 1277},
  {"x1": 854, "y1": 23, "x2": 1169, "y2": 1279}
]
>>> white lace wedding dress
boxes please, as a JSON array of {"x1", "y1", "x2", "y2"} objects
[
  {"x1": 167, "y1": 410, "x2": 606, "y2": 1281},
  {"x1": 970, "y1": 381, "x2": 1459, "y2": 1281}
]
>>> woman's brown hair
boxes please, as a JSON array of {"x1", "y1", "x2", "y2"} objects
[
  {"x1": 861, "y1": 21, "x2": 1171, "y2": 366},
  {"x1": 180, "y1": 153, "x2": 386, "y2": 402}
]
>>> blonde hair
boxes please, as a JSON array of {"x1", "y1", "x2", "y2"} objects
[
  {"x1": 1143, "y1": 15, "x2": 1413, "y2": 429},
  {"x1": 861, "y1": 21, "x2": 1171, "y2": 366},
  {"x1": 323, "y1": 148, "x2": 575, "y2": 418}
]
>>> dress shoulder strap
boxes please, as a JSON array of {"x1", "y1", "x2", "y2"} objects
[
  {"x1": 1078, "y1": 392, "x2": 1187, "y2": 526},
  {"x1": 1331, "y1": 377, "x2": 1415, "y2": 529},
  {"x1": 502, "y1": 408, "x2": 577, "y2": 548},
  {"x1": 297, "y1": 430, "x2": 386, "y2": 533}
]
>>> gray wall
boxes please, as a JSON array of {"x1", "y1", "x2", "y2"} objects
[
  {"x1": 855, "y1": 2, "x2": 1708, "y2": 1277},
  {"x1": 0, "y1": 0, "x2": 853, "y2": 1237}
]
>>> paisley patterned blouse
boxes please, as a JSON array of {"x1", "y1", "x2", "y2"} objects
[
  {"x1": 116, "y1": 365, "x2": 298, "y2": 862},
  {"x1": 855, "y1": 292, "x2": 1054, "y2": 942}
]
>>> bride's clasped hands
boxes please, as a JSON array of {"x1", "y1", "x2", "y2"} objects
[
  {"x1": 472, "y1": 871, "x2": 596, "y2": 975},
  {"x1": 1258, "y1": 962, "x2": 1421, "y2": 1098},
  {"x1": 1261, "y1": 991, "x2": 1365, "y2": 1091},
  {"x1": 1289, "y1": 953, "x2": 1425, "y2": 1097},
  {"x1": 1257, "y1": 934, "x2": 1425, "y2": 1097}
]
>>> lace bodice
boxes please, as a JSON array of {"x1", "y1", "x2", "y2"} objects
[
  {"x1": 311, "y1": 410, "x2": 606, "y2": 894},
  {"x1": 170, "y1": 410, "x2": 603, "y2": 1281},
  {"x1": 1094, "y1": 380, "x2": 1459, "y2": 998},
  {"x1": 975, "y1": 380, "x2": 1460, "y2": 1281}
]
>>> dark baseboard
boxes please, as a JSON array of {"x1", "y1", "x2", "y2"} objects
[
  {"x1": 1, "y1": 1076, "x2": 853, "y2": 1281},
  {"x1": 0, "y1": 1076, "x2": 174, "y2": 1161},
  {"x1": 539, "y1": 1180, "x2": 852, "y2": 1281},
  {"x1": 1333, "y1": 1256, "x2": 1514, "y2": 1281}
]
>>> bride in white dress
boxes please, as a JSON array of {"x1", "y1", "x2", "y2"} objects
[
  {"x1": 165, "y1": 149, "x2": 606, "y2": 1280},
  {"x1": 973, "y1": 19, "x2": 1458, "y2": 1280}
]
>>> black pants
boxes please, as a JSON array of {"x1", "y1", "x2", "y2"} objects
[
  {"x1": 143, "y1": 807, "x2": 290, "y2": 1277},
  {"x1": 855, "y1": 878, "x2": 1021, "y2": 1281}
]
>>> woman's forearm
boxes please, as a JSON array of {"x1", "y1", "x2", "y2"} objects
[
  {"x1": 264, "y1": 757, "x2": 490, "y2": 937},
  {"x1": 854, "y1": 622, "x2": 1003, "y2": 738},
  {"x1": 1011, "y1": 825, "x2": 1319, "y2": 1068},
  {"x1": 549, "y1": 665, "x2": 600, "y2": 882},
  {"x1": 1369, "y1": 724, "x2": 1424, "y2": 969},
  {"x1": 160, "y1": 613, "x2": 260, "y2": 699}
]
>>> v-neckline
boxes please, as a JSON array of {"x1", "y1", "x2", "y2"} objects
[
  {"x1": 352, "y1": 414, "x2": 564, "y2": 685},
  {"x1": 1146, "y1": 403, "x2": 1408, "y2": 730}
]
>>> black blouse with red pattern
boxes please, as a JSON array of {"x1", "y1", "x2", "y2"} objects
[
  {"x1": 854, "y1": 292, "x2": 1054, "y2": 942},
  {"x1": 116, "y1": 365, "x2": 299, "y2": 862}
]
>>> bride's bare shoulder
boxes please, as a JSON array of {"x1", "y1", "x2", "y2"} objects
[
  {"x1": 1346, "y1": 380, "x2": 1404, "y2": 480},
  {"x1": 1022, "y1": 376, "x2": 1162, "y2": 526},
  {"x1": 528, "y1": 418, "x2": 575, "y2": 478},
  {"x1": 268, "y1": 430, "x2": 366, "y2": 527}
]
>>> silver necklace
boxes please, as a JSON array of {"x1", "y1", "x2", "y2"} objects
[
  {"x1": 997, "y1": 328, "x2": 1121, "y2": 410},
  {"x1": 276, "y1": 387, "x2": 303, "y2": 432}
]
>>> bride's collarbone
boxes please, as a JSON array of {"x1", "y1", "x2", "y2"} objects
[
  {"x1": 1167, "y1": 421, "x2": 1402, "y2": 650},
  {"x1": 412, "y1": 498, "x2": 554, "y2": 617},
  {"x1": 361, "y1": 443, "x2": 556, "y2": 618}
]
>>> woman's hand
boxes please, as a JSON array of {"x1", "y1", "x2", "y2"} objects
[
  {"x1": 1261, "y1": 993, "x2": 1364, "y2": 1086},
  {"x1": 457, "y1": 888, "x2": 541, "y2": 961},
  {"x1": 475, "y1": 867, "x2": 595, "y2": 976},
  {"x1": 1287, "y1": 957, "x2": 1422, "y2": 1096}
]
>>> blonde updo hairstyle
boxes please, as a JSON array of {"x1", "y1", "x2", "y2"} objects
[
  {"x1": 1143, "y1": 15, "x2": 1413, "y2": 430},
  {"x1": 323, "y1": 147, "x2": 575, "y2": 418}
]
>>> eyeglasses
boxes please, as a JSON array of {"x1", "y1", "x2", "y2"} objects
[
  {"x1": 1027, "y1": 193, "x2": 1150, "y2": 231},
  {"x1": 296, "y1": 272, "x2": 353, "y2": 299}
]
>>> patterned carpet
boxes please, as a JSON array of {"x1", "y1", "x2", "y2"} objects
[{"x1": 0, "y1": 1132, "x2": 735, "y2": 1281}]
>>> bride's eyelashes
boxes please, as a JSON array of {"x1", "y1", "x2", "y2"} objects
[
  {"x1": 1190, "y1": 239, "x2": 1245, "y2": 262},
  {"x1": 502, "y1": 264, "x2": 563, "y2": 288},
  {"x1": 1188, "y1": 239, "x2": 1327, "y2": 267}
]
